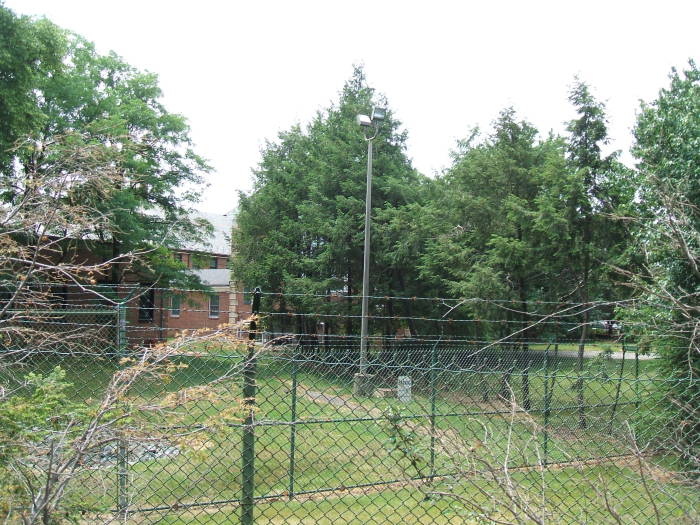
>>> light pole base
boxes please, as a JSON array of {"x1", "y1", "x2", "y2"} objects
[{"x1": 353, "y1": 373, "x2": 375, "y2": 397}]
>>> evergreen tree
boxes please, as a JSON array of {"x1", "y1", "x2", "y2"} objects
[
  {"x1": 232, "y1": 67, "x2": 425, "y2": 336},
  {"x1": 416, "y1": 110, "x2": 570, "y2": 406},
  {"x1": 565, "y1": 80, "x2": 625, "y2": 427},
  {"x1": 419, "y1": 111, "x2": 569, "y2": 329}
]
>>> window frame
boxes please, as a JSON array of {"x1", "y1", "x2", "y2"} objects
[
  {"x1": 209, "y1": 294, "x2": 220, "y2": 319},
  {"x1": 138, "y1": 288, "x2": 155, "y2": 323},
  {"x1": 170, "y1": 294, "x2": 181, "y2": 317}
]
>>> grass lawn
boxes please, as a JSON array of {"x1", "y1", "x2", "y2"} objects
[
  {"x1": 529, "y1": 340, "x2": 625, "y2": 352},
  {"x1": 2, "y1": 350, "x2": 695, "y2": 524},
  {"x1": 123, "y1": 465, "x2": 698, "y2": 524}
]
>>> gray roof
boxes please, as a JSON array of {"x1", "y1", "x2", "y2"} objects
[
  {"x1": 180, "y1": 209, "x2": 236, "y2": 255},
  {"x1": 191, "y1": 269, "x2": 230, "y2": 287}
]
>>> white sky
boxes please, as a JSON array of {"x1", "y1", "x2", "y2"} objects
[{"x1": 6, "y1": 0, "x2": 700, "y2": 214}]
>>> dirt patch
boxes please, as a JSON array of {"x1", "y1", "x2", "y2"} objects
[
  {"x1": 286, "y1": 380, "x2": 383, "y2": 418},
  {"x1": 289, "y1": 381, "x2": 476, "y2": 459}
]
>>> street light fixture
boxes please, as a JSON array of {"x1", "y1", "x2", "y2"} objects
[
  {"x1": 353, "y1": 107, "x2": 385, "y2": 396},
  {"x1": 356, "y1": 114, "x2": 372, "y2": 127},
  {"x1": 370, "y1": 107, "x2": 386, "y2": 122}
]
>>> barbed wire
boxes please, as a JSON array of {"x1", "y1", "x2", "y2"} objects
[
  {"x1": 1, "y1": 281, "x2": 671, "y2": 308},
  {"x1": 252, "y1": 309, "x2": 646, "y2": 328},
  {"x1": 4, "y1": 284, "x2": 695, "y2": 356}
]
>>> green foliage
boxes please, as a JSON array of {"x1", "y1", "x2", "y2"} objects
[
  {"x1": 0, "y1": 367, "x2": 84, "y2": 457},
  {"x1": 233, "y1": 76, "x2": 637, "y2": 341},
  {"x1": 632, "y1": 61, "x2": 700, "y2": 379},
  {"x1": 427, "y1": 110, "x2": 556, "y2": 293},
  {"x1": 634, "y1": 61, "x2": 700, "y2": 214},
  {"x1": 414, "y1": 110, "x2": 579, "y2": 338},
  {"x1": 0, "y1": 366, "x2": 90, "y2": 521},
  {"x1": 0, "y1": 4, "x2": 66, "y2": 171},
  {"x1": 0, "y1": 5, "x2": 211, "y2": 288},
  {"x1": 626, "y1": 62, "x2": 700, "y2": 467},
  {"x1": 564, "y1": 80, "x2": 631, "y2": 303},
  {"x1": 383, "y1": 409, "x2": 429, "y2": 479},
  {"x1": 233, "y1": 66, "x2": 427, "y2": 334}
]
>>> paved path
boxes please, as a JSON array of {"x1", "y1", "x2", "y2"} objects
[{"x1": 304, "y1": 389, "x2": 359, "y2": 409}]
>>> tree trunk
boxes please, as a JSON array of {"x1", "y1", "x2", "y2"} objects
[
  {"x1": 345, "y1": 264, "x2": 354, "y2": 336},
  {"x1": 380, "y1": 298, "x2": 396, "y2": 371},
  {"x1": 397, "y1": 271, "x2": 418, "y2": 337}
]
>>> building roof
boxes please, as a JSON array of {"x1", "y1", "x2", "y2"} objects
[
  {"x1": 180, "y1": 209, "x2": 236, "y2": 255},
  {"x1": 191, "y1": 268, "x2": 230, "y2": 287}
]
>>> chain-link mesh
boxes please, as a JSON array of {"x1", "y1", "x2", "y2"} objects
[{"x1": 1, "y1": 287, "x2": 698, "y2": 524}]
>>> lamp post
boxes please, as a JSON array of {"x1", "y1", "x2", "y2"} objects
[{"x1": 353, "y1": 107, "x2": 385, "y2": 396}]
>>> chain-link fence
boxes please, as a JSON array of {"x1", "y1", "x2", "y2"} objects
[{"x1": 1, "y1": 288, "x2": 698, "y2": 524}]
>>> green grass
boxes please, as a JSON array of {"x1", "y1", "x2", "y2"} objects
[
  {"x1": 144, "y1": 488, "x2": 468, "y2": 524},
  {"x1": 124, "y1": 466, "x2": 698, "y2": 524},
  {"x1": 529, "y1": 341, "x2": 625, "y2": 352},
  {"x1": 2, "y1": 351, "x2": 695, "y2": 524}
]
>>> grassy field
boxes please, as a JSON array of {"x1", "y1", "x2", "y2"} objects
[
  {"x1": 529, "y1": 340, "x2": 625, "y2": 352},
  {"x1": 135, "y1": 465, "x2": 698, "y2": 525},
  {"x1": 2, "y1": 349, "x2": 694, "y2": 524}
]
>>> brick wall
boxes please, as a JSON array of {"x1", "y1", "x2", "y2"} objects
[{"x1": 163, "y1": 290, "x2": 230, "y2": 338}]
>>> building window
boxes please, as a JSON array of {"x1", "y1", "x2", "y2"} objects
[
  {"x1": 210, "y1": 257, "x2": 218, "y2": 269},
  {"x1": 209, "y1": 294, "x2": 220, "y2": 318},
  {"x1": 138, "y1": 288, "x2": 155, "y2": 322},
  {"x1": 243, "y1": 287, "x2": 251, "y2": 305},
  {"x1": 171, "y1": 295, "x2": 181, "y2": 317},
  {"x1": 174, "y1": 252, "x2": 183, "y2": 262}
]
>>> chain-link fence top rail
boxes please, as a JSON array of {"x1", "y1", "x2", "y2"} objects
[{"x1": 0, "y1": 286, "x2": 698, "y2": 524}]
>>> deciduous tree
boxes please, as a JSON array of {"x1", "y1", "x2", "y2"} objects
[{"x1": 1, "y1": 5, "x2": 211, "y2": 289}]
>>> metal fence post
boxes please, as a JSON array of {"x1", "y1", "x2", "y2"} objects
[
  {"x1": 429, "y1": 339, "x2": 439, "y2": 480},
  {"x1": 116, "y1": 437, "x2": 128, "y2": 515},
  {"x1": 634, "y1": 343, "x2": 640, "y2": 409},
  {"x1": 241, "y1": 287, "x2": 261, "y2": 525},
  {"x1": 114, "y1": 302, "x2": 129, "y2": 516},
  {"x1": 288, "y1": 342, "x2": 299, "y2": 499},
  {"x1": 543, "y1": 342, "x2": 550, "y2": 466},
  {"x1": 115, "y1": 303, "x2": 127, "y2": 357}
]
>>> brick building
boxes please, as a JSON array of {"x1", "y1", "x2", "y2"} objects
[
  {"x1": 37, "y1": 210, "x2": 252, "y2": 346},
  {"x1": 130, "y1": 210, "x2": 252, "y2": 344}
]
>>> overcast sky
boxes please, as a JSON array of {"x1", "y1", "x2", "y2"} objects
[{"x1": 6, "y1": 0, "x2": 700, "y2": 214}]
